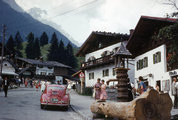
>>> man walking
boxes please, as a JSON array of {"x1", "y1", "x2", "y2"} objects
[
  {"x1": 2, "y1": 77, "x2": 9, "y2": 97},
  {"x1": 172, "y1": 77, "x2": 177, "y2": 108}
]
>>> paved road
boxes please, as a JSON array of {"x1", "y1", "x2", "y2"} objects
[{"x1": 0, "y1": 87, "x2": 83, "y2": 120}]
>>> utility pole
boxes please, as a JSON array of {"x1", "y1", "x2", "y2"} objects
[{"x1": 0, "y1": 24, "x2": 6, "y2": 79}]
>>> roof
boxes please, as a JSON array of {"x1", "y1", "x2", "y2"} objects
[
  {"x1": 126, "y1": 16, "x2": 177, "y2": 57},
  {"x1": 46, "y1": 61, "x2": 71, "y2": 68},
  {"x1": 18, "y1": 67, "x2": 34, "y2": 75},
  {"x1": 113, "y1": 41, "x2": 132, "y2": 57},
  {"x1": 0, "y1": 57, "x2": 19, "y2": 71},
  {"x1": 17, "y1": 57, "x2": 71, "y2": 68},
  {"x1": 76, "y1": 31, "x2": 129, "y2": 57}
]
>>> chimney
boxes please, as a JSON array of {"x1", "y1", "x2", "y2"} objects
[{"x1": 129, "y1": 29, "x2": 134, "y2": 36}]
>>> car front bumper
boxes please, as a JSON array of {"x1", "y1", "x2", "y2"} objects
[{"x1": 41, "y1": 103, "x2": 69, "y2": 107}]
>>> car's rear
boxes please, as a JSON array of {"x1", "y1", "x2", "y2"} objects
[{"x1": 40, "y1": 84, "x2": 70, "y2": 110}]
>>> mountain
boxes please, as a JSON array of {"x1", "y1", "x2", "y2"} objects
[
  {"x1": 0, "y1": 0, "x2": 77, "y2": 47},
  {"x1": 27, "y1": 7, "x2": 81, "y2": 47}
]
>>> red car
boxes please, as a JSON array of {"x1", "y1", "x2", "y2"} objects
[{"x1": 40, "y1": 84, "x2": 70, "y2": 110}]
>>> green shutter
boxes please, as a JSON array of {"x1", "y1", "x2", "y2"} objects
[
  {"x1": 153, "y1": 54, "x2": 155, "y2": 64},
  {"x1": 146, "y1": 57, "x2": 148, "y2": 67},
  {"x1": 158, "y1": 52, "x2": 161, "y2": 62}
]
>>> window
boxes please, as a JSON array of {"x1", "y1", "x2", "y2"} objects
[
  {"x1": 48, "y1": 73, "x2": 53, "y2": 75},
  {"x1": 143, "y1": 57, "x2": 148, "y2": 68},
  {"x1": 4, "y1": 64, "x2": 7, "y2": 66},
  {"x1": 153, "y1": 52, "x2": 161, "y2": 64},
  {"x1": 40, "y1": 72, "x2": 46, "y2": 75},
  {"x1": 137, "y1": 57, "x2": 148, "y2": 70},
  {"x1": 103, "y1": 69, "x2": 109, "y2": 77},
  {"x1": 113, "y1": 68, "x2": 116, "y2": 76},
  {"x1": 89, "y1": 72, "x2": 94, "y2": 80}
]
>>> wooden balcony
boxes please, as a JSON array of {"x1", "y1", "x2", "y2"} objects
[{"x1": 81, "y1": 55, "x2": 114, "y2": 70}]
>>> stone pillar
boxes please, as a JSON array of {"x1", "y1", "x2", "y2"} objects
[{"x1": 115, "y1": 68, "x2": 130, "y2": 102}]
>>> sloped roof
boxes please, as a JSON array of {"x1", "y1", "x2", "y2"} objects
[
  {"x1": 126, "y1": 16, "x2": 177, "y2": 57},
  {"x1": 76, "y1": 31, "x2": 129, "y2": 57},
  {"x1": 114, "y1": 41, "x2": 132, "y2": 57},
  {"x1": 17, "y1": 57, "x2": 71, "y2": 68}
]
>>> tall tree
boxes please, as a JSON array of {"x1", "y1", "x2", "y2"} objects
[
  {"x1": 65, "y1": 42, "x2": 77, "y2": 68},
  {"x1": 34, "y1": 38, "x2": 41, "y2": 59},
  {"x1": 48, "y1": 32, "x2": 59, "y2": 61},
  {"x1": 6, "y1": 35, "x2": 15, "y2": 55},
  {"x1": 57, "y1": 40, "x2": 66, "y2": 63},
  {"x1": 14, "y1": 31, "x2": 23, "y2": 57},
  {"x1": 40, "y1": 32, "x2": 48, "y2": 46},
  {"x1": 50, "y1": 32, "x2": 57, "y2": 43},
  {"x1": 25, "y1": 32, "x2": 35, "y2": 59}
]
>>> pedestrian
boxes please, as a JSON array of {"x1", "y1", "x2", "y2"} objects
[
  {"x1": 25, "y1": 78, "x2": 28, "y2": 88},
  {"x1": 155, "y1": 83, "x2": 160, "y2": 93},
  {"x1": 137, "y1": 76, "x2": 147, "y2": 94},
  {"x1": 2, "y1": 77, "x2": 9, "y2": 97},
  {"x1": 128, "y1": 82, "x2": 133, "y2": 101},
  {"x1": 99, "y1": 80, "x2": 107, "y2": 102},
  {"x1": 172, "y1": 77, "x2": 177, "y2": 108},
  {"x1": 36, "y1": 81, "x2": 39, "y2": 91},
  {"x1": 175, "y1": 78, "x2": 178, "y2": 109},
  {"x1": 94, "y1": 78, "x2": 102, "y2": 100}
]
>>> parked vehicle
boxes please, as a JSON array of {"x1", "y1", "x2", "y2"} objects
[{"x1": 40, "y1": 84, "x2": 70, "y2": 110}]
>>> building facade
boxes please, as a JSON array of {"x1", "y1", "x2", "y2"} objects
[
  {"x1": 126, "y1": 16, "x2": 177, "y2": 100},
  {"x1": 77, "y1": 31, "x2": 134, "y2": 87}
]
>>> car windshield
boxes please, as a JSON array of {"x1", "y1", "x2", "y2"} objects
[{"x1": 47, "y1": 86, "x2": 64, "y2": 91}]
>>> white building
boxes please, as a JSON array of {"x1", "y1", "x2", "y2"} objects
[
  {"x1": 126, "y1": 16, "x2": 177, "y2": 100},
  {"x1": 0, "y1": 57, "x2": 18, "y2": 77},
  {"x1": 77, "y1": 31, "x2": 134, "y2": 87}
]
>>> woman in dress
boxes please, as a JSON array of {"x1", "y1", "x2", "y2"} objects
[
  {"x1": 94, "y1": 78, "x2": 102, "y2": 100},
  {"x1": 100, "y1": 80, "x2": 107, "y2": 102}
]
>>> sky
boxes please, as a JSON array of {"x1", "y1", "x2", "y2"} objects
[{"x1": 15, "y1": 0, "x2": 176, "y2": 45}]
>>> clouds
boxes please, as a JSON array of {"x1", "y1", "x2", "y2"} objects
[{"x1": 15, "y1": 0, "x2": 174, "y2": 45}]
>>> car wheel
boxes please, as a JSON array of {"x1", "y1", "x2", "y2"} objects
[
  {"x1": 41, "y1": 104, "x2": 44, "y2": 109},
  {"x1": 64, "y1": 106, "x2": 68, "y2": 111}
]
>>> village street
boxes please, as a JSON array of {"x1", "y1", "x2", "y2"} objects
[{"x1": 0, "y1": 87, "x2": 83, "y2": 120}]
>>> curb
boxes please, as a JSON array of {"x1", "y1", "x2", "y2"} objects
[{"x1": 70, "y1": 105, "x2": 92, "y2": 120}]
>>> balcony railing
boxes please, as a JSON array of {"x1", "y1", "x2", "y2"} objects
[{"x1": 81, "y1": 55, "x2": 114, "y2": 70}]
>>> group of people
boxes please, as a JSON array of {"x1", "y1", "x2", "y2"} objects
[
  {"x1": 172, "y1": 77, "x2": 178, "y2": 108},
  {"x1": 94, "y1": 78, "x2": 107, "y2": 102},
  {"x1": 93, "y1": 76, "x2": 147, "y2": 102}
]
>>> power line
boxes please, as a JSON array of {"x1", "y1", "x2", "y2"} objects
[{"x1": 3, "y1": 0, "x2": 98, "y2": 30}]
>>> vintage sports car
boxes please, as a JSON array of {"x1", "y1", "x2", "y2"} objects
[{"x1": 40, "y1": 84, "x2": 70, "y2": 110}]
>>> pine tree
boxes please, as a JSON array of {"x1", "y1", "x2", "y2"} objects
[
  {"x1": 40, "y1": 32, "x2": 48, "y2": 46},
  {"x1": 65, "y1": 42, "x2": 77, "y2": 68},
  {"x1": 6, "y1": 35, "x2": 15, "y2": 55},
  {"x1": 14, "y1": 31, "x2": 23, "y2": 57},
  {"x1": 25, "y1": 32, "x2": 35, "y2": 59},
  {"x1": 57, "y1": 40, "x2": 66, "y2": 63},
  {"x1": 34, "y1": 38, "x2": 41, "y2": 59},
  {"x1": 48, "y1": 33, "x2": 59, "y2": 61}
]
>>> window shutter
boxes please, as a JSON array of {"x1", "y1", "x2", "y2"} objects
[
  {"x1": 158, "y1": 52, "x2": 161, "y2": 62},
  {"x1": 153, "y1": 54, "x2": 155, "y2": 64},
  {"x1": 137, "y1": 61, "x2": 139, "y2": 70},
  {"x1": 146, "y1": 57, "x2": 148, "y2": 67}
]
